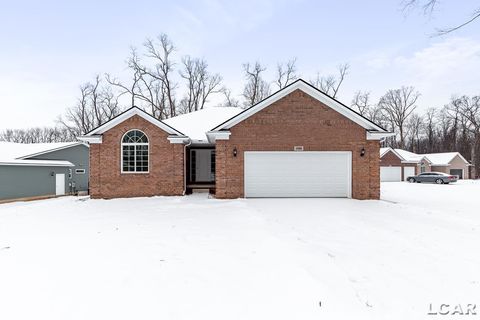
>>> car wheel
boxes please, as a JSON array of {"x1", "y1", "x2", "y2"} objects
[
  {"x1": 408, "y1": 178, "x2": 415, "y2": 183},
  {"x1": 435, "y1": 179, "x2": 444, "y2": 184}
]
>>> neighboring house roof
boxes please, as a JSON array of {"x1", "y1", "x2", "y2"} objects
[
  {"x1": 394, "y1": 149, "x2": 427, "y2": 163},
  {"x1": 0, "y1": 142, "x2": 80, "y2": 167},
  {"x1": 379, "y1": 148, "x2": 469, "y2": 166},
  {"x1": 422, "y1": 152, "x2": 470, "y2": 166},
  {"x1": 163, "y1": 107, "x2": 242, "y2": 142},
  {"x1": 210, "y1": 79, "x2": 390, "y2": 134},
  {"x1": 380, "y1": 147, "x2": 406, "y2": 160}
]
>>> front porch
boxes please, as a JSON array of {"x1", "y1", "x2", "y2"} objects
[{"x1": 186, "y1": 145, "x2": 216, "y2": 194}]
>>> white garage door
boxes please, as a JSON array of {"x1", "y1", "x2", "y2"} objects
[
  {"x1": 244, "y1": 151, "x2": 351, "y2": 198},
  {"x1": 380, "y1": 167, "x2": 401, "y2": 182},
  {"x1": 403, "y1": 167, "x2": 415, "y2": 181}
]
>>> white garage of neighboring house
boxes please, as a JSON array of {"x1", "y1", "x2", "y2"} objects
[
  {"x1": 0, "y1": 142, "x2": 89, "y2": 202},
  {"x1": 380, "y1": 147, "x2": 471, "y2": 182}
]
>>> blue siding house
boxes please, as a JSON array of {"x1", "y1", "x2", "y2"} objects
[{"x1": 0, "y1": 142, "x2": 89, "y2": 202}]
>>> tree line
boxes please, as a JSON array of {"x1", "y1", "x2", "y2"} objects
[{"x1": 0, "y1": 33, "x2": 348, "y2": 141}]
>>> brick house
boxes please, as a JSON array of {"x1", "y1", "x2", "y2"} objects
[
  {"x1": 79, "y1": 79, "x2": 392, "y2": 200},
  {"x1": 380, "y1": 147, "x2": 471, "y2": 181}
]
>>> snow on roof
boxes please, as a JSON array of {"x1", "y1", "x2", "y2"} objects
[
  {"x1": 0, "y1": 142, "x2": 80, "y2": 162},
  {"x1": 394, "y1": 149, "x2": 424, "y2": 162},
  {"x1": 422, "y1": 152, "x2": 465, "y2": 166},
  {"x1": 163, "y1": 107, "x2": 243, "y2": 142}
]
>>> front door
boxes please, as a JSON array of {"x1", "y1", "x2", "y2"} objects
[
  {"x1": 55, "y1": 174, "x2": 65, "y2": 196},
  {"x1": 190, "y1": 149, "x2": 215, "y2": 182}
]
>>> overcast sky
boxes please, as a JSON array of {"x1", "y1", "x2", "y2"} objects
[{"x1": 0, "y1": 0, "x2": 479, "y2": 129}]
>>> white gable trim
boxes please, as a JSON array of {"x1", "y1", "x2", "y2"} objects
[
  {"x1": 85, "y1": 107, "x2": 184, "y2": 136},
  {"x1": 16, "y1": 142, "x2": 89, "y2": 160},
  {"x1": 212, "y1": 80, "x2": 388, "y2": 133},
  {"x1": 381, "y1": 148, "x2": 406, "y2": 161}
]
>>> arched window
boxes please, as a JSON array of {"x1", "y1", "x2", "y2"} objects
[{"x1": 121, "y1": 130, "x2": 149, "y2": 173}]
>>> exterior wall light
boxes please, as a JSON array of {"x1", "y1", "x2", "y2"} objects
[
  {"x1": 360, "y1": 148, "x2": 366, "y2": 157},
  {"x1": 233, "y1": 147, "x2": 238, "y2": 157}
]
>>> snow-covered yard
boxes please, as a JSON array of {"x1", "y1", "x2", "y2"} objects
[{"x1": 1, "y1": 181, "x2": 479, "y2": 320}]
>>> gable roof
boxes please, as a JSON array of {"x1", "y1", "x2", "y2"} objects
[
  {"x1": 163, "y1": 107, "x2": 243, "y2": 142},
  {"x1": 380, "y1": 147, "x2": 406, "y2": 161},
  {"x1": 0, "y1": 142, "x2": 80, "y2": 167},
  {"x1": 16, "y1": 142, "x2": 87, "y2": 160},
  {"x1": 422, "y1": 152, "x2": 469, "y2": 166},
  {"x1": 83, "y1": 107, "x2": 186, "y2": 137},
  {"x1": 211, "y1": 79, "x2": 389, "y2": 133},
  {"x1": 394, "y1": 149, "x2": 427, "y2": 163}
]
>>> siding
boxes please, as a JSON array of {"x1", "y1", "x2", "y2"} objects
[
  {"x1": 28, "y1": 144, "x2": 89, "y2": 191},
  {"x1": 0, "y1": 165, "x2": 69, "y2": 200}
]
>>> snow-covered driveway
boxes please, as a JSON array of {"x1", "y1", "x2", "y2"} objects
[{"x1": 1, "y1": 181, "x2": 479, "y2": 320}]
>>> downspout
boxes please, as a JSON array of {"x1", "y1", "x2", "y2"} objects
[{"x1": 183, "y1": 138, "x2": 192, "y2": 195}]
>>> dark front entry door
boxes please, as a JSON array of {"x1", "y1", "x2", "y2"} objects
[{"x1": 190, "y1": 149, "x2": 215, "y2": 183}]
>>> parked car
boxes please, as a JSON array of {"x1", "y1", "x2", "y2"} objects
[{"x1": 407, "y1": 172, "x2": 458, "y2": 184}]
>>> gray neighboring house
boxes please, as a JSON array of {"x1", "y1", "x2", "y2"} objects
[{"x1": 0, "y1": 142, "x2": 89, "y2": 202}]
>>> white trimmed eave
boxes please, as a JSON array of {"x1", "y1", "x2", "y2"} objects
[
  {"x1": 206, "y1": 131, "x2": 231, "y2": 143},
  {"x1": 78, "y1": 135, "x2": 102, "y2": 144},
  {"x1": 213, "y1": 80, "x2": 388, "y2": 133},
  {"x1": 367, "y1": 131, "x2": 395, "y2": 140},
  {"x1": 167, "y1": 136, "x2": 190, "y2": 144}
]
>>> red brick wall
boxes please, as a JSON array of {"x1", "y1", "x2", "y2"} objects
[
  {"x1": 89, "y1": 115, "x2": 184, "y2": 199},
  {"x1": 215, "y1": 89, "x2": 380, "y2": 200}
]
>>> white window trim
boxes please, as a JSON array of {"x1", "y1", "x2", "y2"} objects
[{"x1": 120, "y1": 130, "x2": 150, "y2": 174}]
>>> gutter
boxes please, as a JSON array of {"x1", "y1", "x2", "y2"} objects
[{"x1": 183, "y1": 138, "x2": 192, "y2": 195}]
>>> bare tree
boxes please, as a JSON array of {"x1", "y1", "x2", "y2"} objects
[
  {"x1": 351, "y1": 91, "x2": 372, "y2": 116},
  {"x1": 406, "y1": 113, "x2": 423, "y2": 152},
  {"x1": 310, "y1": 63, "x2": 349, "y2": 98},
  {"x1": 179, "y1": 56, "x2": 222, "y2": 113},
  {"x1": 379, "y1": 86, "x2": 420, "y2": 149},
  {"x1": 220, "y1": 88, "x2": 240, "y2": 108},
  {"x1": 0, "y1": 127, "x2": 76, "y2": 143},
  {"x1": 275, "y1": 58, "x2": 298, "y2": 89},
  {"x1": 58, "y1": 76, "x2": 124, "y2": 136},
  {"x1": 424, "y1": 107, "x2": 437, "y2": 152},
  {"x1": 402, "y1": 0, "x2": 480, "y2": 35},
  {"x1": 242, "y1": 62, "x2": 270, "y2": 107},
  {"x1": 454, "y1": 95, "x2": 480, "y2": 177}
]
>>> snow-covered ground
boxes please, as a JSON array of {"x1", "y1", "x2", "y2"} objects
[{"x1": 1, "y1": 181, "x2": 479, "y2": 320}]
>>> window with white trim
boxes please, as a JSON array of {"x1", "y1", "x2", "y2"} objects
[{"x1": 121, "y1": 130, "x2": 149, "y2": 173}]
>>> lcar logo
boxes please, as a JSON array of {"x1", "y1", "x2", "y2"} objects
[{"x1": 428, "y1": 303, "x2": 477, "y2": 316}]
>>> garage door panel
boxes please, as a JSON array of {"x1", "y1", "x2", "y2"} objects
[
  {"x1": 403, "y1": 167, "x2": 415, "y2": 181},
  {"x1": 380, "y1": 167, "x2": 401, "y2": 182},
  {"x1": 244, "y1": 152, "x2": 351, "y2": 198}
]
